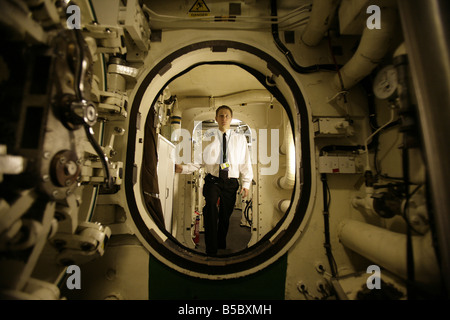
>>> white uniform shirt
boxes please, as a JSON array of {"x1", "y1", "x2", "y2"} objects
[{"x1": 180, "y1": 128, "x2": 253, "y2": 190}]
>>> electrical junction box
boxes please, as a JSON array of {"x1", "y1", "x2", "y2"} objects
[
  {"x1": 319, "y1": 155, "x2": 364, "y2": 174},
  {"x1": 313, "y1": 118, "x2": 354, "y2": 137}
]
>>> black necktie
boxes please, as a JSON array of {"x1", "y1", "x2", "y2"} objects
[
  {"x1": 219, "y1": 132, "x2": 228, "y2": 179},
  {"x1": 222, "y1": 132, "x2": 227, "y2": 164}
]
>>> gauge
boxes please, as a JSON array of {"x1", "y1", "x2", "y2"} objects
[{"x1": 373, "y1": 65, "x2": 398, "y2": 100}]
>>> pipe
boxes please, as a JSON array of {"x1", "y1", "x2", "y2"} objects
[
  {"x1": 397, "y1": 0, "x2": 450, "y2": 296},
  {"x1": 279, "y1": 110, "x2": 289, "y2": 155},
  {"x1": 364, "y1": 107, "x2": 397, "y2": 171},
  {"x1": 177, "y1": 89, "x2": 273, "y2": 110},
  {"x1": 333, "y1": 7, "x2": 397, "y2": 91},
  {"x1": 301, "y1": 0, "x2": 341, "y2": 47},
  {"x1": 321, "y1": 173, "x2": 338, "y2": 277},
  {"x1": 276, "y1": 199, "x2": 290, "y2": 213},
  {"x1": 338, "y1": 219, "x2": 441, "y2": 288},
  {"x1": 170, "y1": 100, "x2": 182, "y2": 142},
  {"x1": 213, "y1": 90, "x2": 273, "y2": 107},
  {"x1": 277, "y1": 122, "x2": 295, "y2": 190},
  {"x1": 270, "y1": 0, "x2": 337, "y2": 73},
  {"x1": 351, "y1": 186, "x2": 375, "y2": 214}
]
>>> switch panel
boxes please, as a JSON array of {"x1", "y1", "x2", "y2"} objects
[{"x1": 319, "y1": 155, "x2": 363, "y2": 174}]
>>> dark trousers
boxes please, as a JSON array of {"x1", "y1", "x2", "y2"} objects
[{"x1": 202, "y1": 174, "x2": 239, "y2": 255}]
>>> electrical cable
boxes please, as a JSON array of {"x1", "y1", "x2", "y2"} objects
[
  {"x1": 76, "y1": 29, "x2": 113, "y2": 190},
  {"x1": 403, "y1": 142, "x2": 416, "y2": 299},
  {"x1": 83, "y1": 124, "x2": 113, "y2": 190},
  {"x1": 143, "y1": 3, "x2": 311, "y2": 24},
  {"x1": 243, "y1": 199, "x2": 253, "y2": 226},
  {"x1": 363, "y1": 107, "x2": 397, "y2": 171},
  {"x1": 394, "y1": 53, "x2": 416, "y2": 299},
  {"x1": 372, "y1": 119, "x2": 404, "y2": 181},
  {"x1": 321, "y1": 173, "x2": 338, "y2": 278},
  {"x1": 318, "y1": 145, "x2": 364, "y2": 281},
  {"x1": 142, "y1": 2, "x2": 312, "y2": 33},
  {"x1": 65, "y1": 2, "x2": 114, "y2": 190},
  {"x1": 327, "y1": 31, "x2": 345, "y2": 92}
]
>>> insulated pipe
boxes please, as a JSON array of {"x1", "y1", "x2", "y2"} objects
[
  {"x1": 333, "y1": 7, "x2": 397, "y2": 91},
  {"x1": 277, "y1": 122, "x2": 295, "y2": 190},
  {"x1": 170, "y1": 100, "x2": 182, "y2": 141},
  {"x1": 177, "y1": 90, "x2": 273, "y2": 110},
  {"x1": 276, "y1": 199, "x2": 290, "y2": 213},
  {"x1": 338, "y1": 219, "x2": 441, "y2": 288},
  {"x1": 279, "y1": 109, "x2": 289, "y2": 155},
  {"x1": 176, "y1": 97, "x2": 209, "y2": 110},
  {"x1": 213, "y1": 90, "x2": 272, "y2": 107},
  {"x1": 301, "y1": 0, "x2": 341, "y2": 47}
]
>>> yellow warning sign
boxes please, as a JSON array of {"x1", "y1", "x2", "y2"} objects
[{"x1": 188, "y1": 0, "x2": 210, "y2": 17}]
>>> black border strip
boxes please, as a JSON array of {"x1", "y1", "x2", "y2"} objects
[{"x1": 125, "y1": 40, "x2": 311, "y2": 275}]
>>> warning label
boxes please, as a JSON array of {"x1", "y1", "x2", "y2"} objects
[{"x1": 188, "y1": 0, "x2": 210, "y2": 17}]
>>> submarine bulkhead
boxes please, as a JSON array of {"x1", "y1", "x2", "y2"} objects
[{"x1": 0, "y1": 0, "x2": 449, "y2": 301}]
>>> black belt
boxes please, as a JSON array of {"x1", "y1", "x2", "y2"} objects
[{"x1": 206, "y1": 173, "x2": 237, "y2": 182}]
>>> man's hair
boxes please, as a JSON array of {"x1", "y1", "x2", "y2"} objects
[{"x1": 216, "y1": 105, "x2": 233, "y2": 117}]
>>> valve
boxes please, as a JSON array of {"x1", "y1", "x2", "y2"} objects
[{"x1": 59, "y1": 95, "x2": 98, "y2": 130}]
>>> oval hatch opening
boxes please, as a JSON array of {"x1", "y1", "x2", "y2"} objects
[{"x1": 125, "y1": 41, "x2": 312, "y2": 279}]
